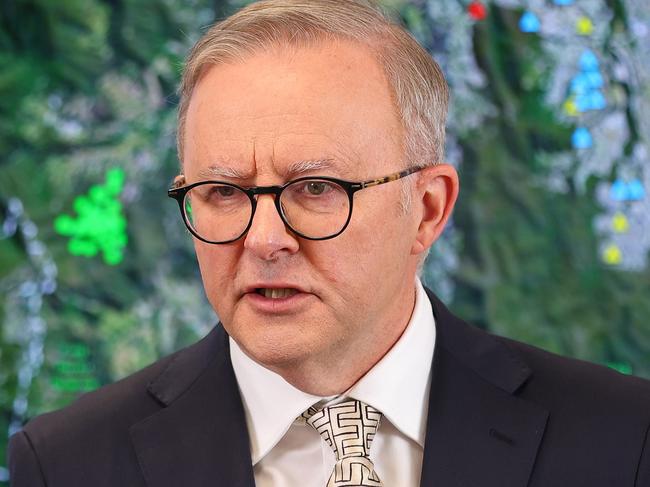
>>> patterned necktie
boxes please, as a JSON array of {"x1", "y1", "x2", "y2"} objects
[{"x1": 301, "y1": 399, "x2": 384, "y2": 487}]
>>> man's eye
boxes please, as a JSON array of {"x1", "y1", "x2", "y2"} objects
[
  {"x1": 304, "y1": 181, "x2": 331, "y2": 195},
  {"x1": 214, "y1": 186, "x2": 236, "y2": 197}
]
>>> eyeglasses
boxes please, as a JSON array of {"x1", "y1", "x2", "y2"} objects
[{"x1": 167, "y1": 166, "x2": 427, "y2": 244}]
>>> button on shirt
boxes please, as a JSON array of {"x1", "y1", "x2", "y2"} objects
[{"x1": 229, "y1": 278, "x2": 436, "y2": 487}]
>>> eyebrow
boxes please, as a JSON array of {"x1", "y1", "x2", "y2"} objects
[
  {"x1": 287, "y1": 158, "x2": 337, "y2": 175},
  {"x1": 196, "y1": 158, "x2": 342, "y2": 181},
  {"x1": 197, "y1": 165, "x2": 249, "y2": 180}
]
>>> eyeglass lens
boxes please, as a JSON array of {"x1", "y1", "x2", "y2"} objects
[{"x1": 183, "y1": 180, "x2": 351, "y2": 242}]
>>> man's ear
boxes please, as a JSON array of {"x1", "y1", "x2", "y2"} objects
[{"x1": 411, "y1": 163, "x2": 459, "y2": 255}]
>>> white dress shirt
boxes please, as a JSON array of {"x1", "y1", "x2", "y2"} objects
[{"x1": 230, "y1": 278, "x2": 436, "y2": 487}]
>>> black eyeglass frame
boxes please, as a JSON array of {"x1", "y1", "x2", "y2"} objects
[{"x1": 167, "y1": 165, "x2": 427, "y2": 244}]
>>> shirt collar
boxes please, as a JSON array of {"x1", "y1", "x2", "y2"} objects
[{"x1": 229, "y1": 278, "x2": 436, "y2": 464}]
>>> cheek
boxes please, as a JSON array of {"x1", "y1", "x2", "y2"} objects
[
  {"x1": 194, "y1": 244, "x2": 239, "y2": 303},
  {"x1": 310, "y1": 220, "x2": 401, "y2": 295},
  {"x1": 344, "y1": 203, "x2": 414, "y2": 277}
]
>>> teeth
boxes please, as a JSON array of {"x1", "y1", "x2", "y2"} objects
[{"x1": 260, "y1": 288, "x2": 299, "y2": 299}]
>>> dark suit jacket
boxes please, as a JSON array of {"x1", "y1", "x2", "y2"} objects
[{"x1": 8, "y1": 288, "x2": 650, "y2": 486}]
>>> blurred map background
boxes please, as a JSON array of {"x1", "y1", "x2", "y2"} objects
[{"x1": 1, "y1": 0, "x2": 649, "y2": 481}]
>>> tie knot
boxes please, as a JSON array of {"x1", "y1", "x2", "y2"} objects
[{"x1": 301, "y1": 399, "x2": 382, "y2": 461}]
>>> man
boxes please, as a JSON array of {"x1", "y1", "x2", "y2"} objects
[{"x1": 7, "y1": 1, "x2": 650, "y2": 486}]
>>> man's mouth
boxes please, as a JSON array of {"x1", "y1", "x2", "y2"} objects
[{"x1": 255, "y1": 288, "x2": 300, "y2": 299}]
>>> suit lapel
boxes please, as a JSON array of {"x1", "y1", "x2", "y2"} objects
[
  {"x1": 420, "y1": 288, "x2": 549, "y2": 487},
  {"x1": 129, "y1": 325, "x2": 255, "y2": 487}
]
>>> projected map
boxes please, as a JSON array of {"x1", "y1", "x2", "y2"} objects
[{"x1": 1, "y1": 0, "x2": 649, "y2": 482}]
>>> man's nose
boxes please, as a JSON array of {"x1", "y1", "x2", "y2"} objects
[{"x1": 243, "y1": 194, "x2": 300, "y2": 259}]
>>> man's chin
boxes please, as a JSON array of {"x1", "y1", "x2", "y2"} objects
[
  {"x1": 225, "y1": 304, "x2": 334, "y2": 369},
  {"x1": 240, "y1": 340, "x2": 311, "y2": 371}
]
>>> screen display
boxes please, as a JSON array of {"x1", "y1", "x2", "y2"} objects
[{"x1": 1, "y1": 0, "x2": 648, "y2": 482}]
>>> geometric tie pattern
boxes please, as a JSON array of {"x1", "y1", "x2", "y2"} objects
[{"x1": 301, "y1": 399, "x2": 384, "y2": 487}]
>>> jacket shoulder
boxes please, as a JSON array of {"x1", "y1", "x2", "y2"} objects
[
  {"x1": 8, "y1": 325, "x2": 226, "y2": 486},
  {"x1": 23, "y1": 348, "x2": 174, "y2": 437},
  {"x1": 496, "y1": 333, "x2": 650, "y2": 451},
  {"x1": 21, "y1": 324, "x2": 224, "y2": 440},
  {"x1": 12, "y1": 352, "x2": 174, "y2": 482},
  {"x1": 495, "y1": 336, "x2": 650, "y2": 483},
  {"x1": 498, "y1": 334, "x2": 650, "y2": 404}
]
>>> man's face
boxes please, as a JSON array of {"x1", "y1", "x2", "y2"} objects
[{"x1": 182, "y1": 39, "x2": 424, "y2": 386}]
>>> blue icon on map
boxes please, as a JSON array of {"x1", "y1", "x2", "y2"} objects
[
  {"x1": 628, "y1": 179, "x2": 646, "y2": 200},
  {"x1": 610, "y1": 179, "x2": 646, "y2": 201},
  {"x1": 520, "y1": 11, "x2": 540, "y2": 33},
  {"x1": 570, "y1": 51, "x2": 606, "y2": 112},
  {"x1": 572, "y1": 127, "x2": 593, "y2": 149},
  {"x1": 576, "y1": 91, "x2": 606, "y2": 111},
  {"x1": 579, "y1": 50, "x2": 599, "y2": 71},
  {"x1": 585, "y1": 71, "x2": 604, "y2": 88},
  {"x1": 611, "y1": 180, "x2": 628, "y2": 201}
]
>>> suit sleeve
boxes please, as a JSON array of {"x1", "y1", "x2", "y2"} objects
[
  {"x1": 637, "y1": 423, "x2": 650, "y2": 487},
  {"x1": 7, "y1": 431, "x2": 47, "y2": 487}
]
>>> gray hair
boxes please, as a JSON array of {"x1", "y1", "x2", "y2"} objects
[{"x1": 178, "y1": 0, "x2": 450, "y2": 272}]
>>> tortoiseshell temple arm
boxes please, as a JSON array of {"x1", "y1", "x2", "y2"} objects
[{"x1": 359, "y1": 166, "x2": 428, "y2": 189}]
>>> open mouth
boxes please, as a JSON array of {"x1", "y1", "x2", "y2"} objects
[{"x1": 254, "y1": 288, "x2": 300, "y2": 299}]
